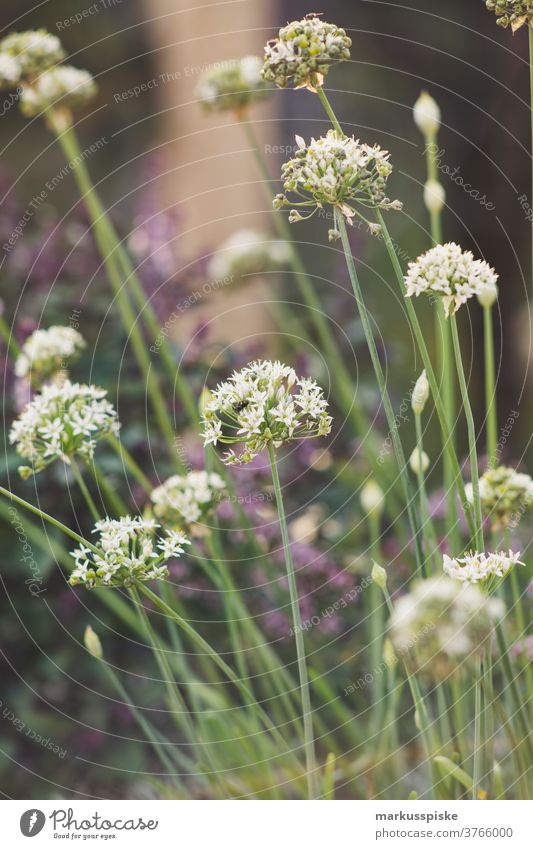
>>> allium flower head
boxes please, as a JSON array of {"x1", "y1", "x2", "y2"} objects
[
  {"x1": 201, "y1": 359, "x2": 332, "y2": 465},
  {"x1": 20, "y1": 65, "x2": 97, "y2": 117},
  {"x1": 404, "y1": 242, "x2": 498, "y2": 318},
  {"x1": 69, "y1": 516, "x2": 190, "y2": 589},
  {"x1": 151, "y1": 470, "x2": 226, "y2": 535},
  {"x1": 208, "y1": 229, "x2": 291, "y2": 282},
  {"x1": 15, "y1": 325, "x2": 85, "y2": 386},
  {"x1": 261, "y1": 14, "x2": 351, "y2": 91},
  {"x1": 196, "y1": 55, "x2": 271, "y2": 112},
  {"x1": 9, "y1": 380, "x2": 120, "y2": 478},
  {"x1": 0, "y1": 30, "x2": 65, "y2": 87},
  {"x1": 389, "y1": 576, "x2": 505, "y2": 679},
  {"x1": 466, "y1": 465, "x2": 533, "y2": 528},
  {"x1": 485, "y1": 1, "x2": 533, "y2": 30},
  {"x1": 276, "y1": 130, "x2": 401, "y2": 229},
  {"x1": 443, "y1": 549, "x2": 523, "y2": 590}
]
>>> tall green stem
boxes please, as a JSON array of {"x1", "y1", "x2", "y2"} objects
[
  {"x1": 529, "y1": 25, "x2": 533, "y2": 299},
  {"x1": 375, "y1": 210, "x2": 475, "y2": 541},
  {"x1": 414, "y1": 413, "x2": 439, "y2": 573},
  {"x1": 337, "y1": 216, "x2": 424, "y2": 574},
  {"x1": 267, "y1": 443, "x2": 318, "y2": 799},
  {"x1": 70, "y1": 458, "x2": 100, "y2": 522},
  {"x1": 449, "y1": 314, "x2": 483, "y2": 551},
  {"x1": 483, "y1": 304, "x2": 497, "y2": 463},
  {"x1": 472, "y1": 655, "x2": 482, "y2": 800},
  {"x1": 107, "y1": 433, "x2": 153, "y2": 494},
  {"x1": 47, "y1": 112, "x2": 181, "y2": 467},
  {"x1": 317, "y1": 87, "x2": 343, "y2": 135}
]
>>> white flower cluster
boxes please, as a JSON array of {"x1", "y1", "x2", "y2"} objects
[
  {"x1": 0, "y1": 30, "x2": 65, "y2": 88},
  {"x1": 15, "y1": 325, "x2": 86, "y2": 385},
  {"x1": 151, "y1": 470, "x2": 226, "y2": 534},
  {"x1": 201, "y1": 360, "x2": 332, "y2": 465},
  {"x1": 9, "y1": 380, "x2": 120, "y2": 478},
  {"x1": 261, "y1": 14, "x2": 351, "y2": 90},
  {"x1": 196, "y1": 55, "x2": 271, "y2": 112},
  {"x1": 69, "y1": 516, "x2": 190, "y2": 588},
  {"x1": 276, "y1": 131, "x2": 401, "y2": 230},
  {"x1": 20, "y1": 65, "x2": 97, "y2": 117},
  {"x1": 208, "y1": 229, "x2": 291, "y2": 283},
  {"x1": 443, "y1": 550, "x2": 523, "y2": 588},
  {"x1": 485, "y1": 1, "x2": 533, "y2": 30},
  {"x1": 404, "y1": 242, "x2": 499, "y2": 318},
  {"x1": 466, "y1": 465, "x2": 533, "y2": 528},
  {"x1": 389, "y1": 576, "x2": 505, "y2": 679}
]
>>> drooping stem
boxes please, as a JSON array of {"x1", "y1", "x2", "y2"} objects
[
  {"x1": 0, "y1": 484, "x2": 98, "y2": 552},
  {"x1": 483, "y1": 303, "x2": 498, "y2": 464},
  {"x1": 449, "y1": 314, "x2": 484, "y2": 551},
  {"x1": 337, "y1": 216, "x2": 424, "y2": 574},
  {"x1": 267, "y1": 443, "x2": 318, "y2": 800}
]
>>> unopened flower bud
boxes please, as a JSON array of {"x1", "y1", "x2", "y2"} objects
[
  {"x1": 424, "y1": 180, "x2": 445, "y2": 214},
  {"x1": 84, "y1": 625, "x2": 103, "y2": 659},
  {"x1": 360, "y1": 480, "x2": 385, "y2": 517},
  {"x1": 476, "y1": 280, "x2": 498, "y2": 309},
  {"x1": 413, "y1": 91, "x2": 441, "y2": 137},
  {"x1": 371, "y1": 560, "x2": 388, "y2": 590},
  {"x1": 409, "y1": 448, "x2": 430, "y2": 475},
  {"x1": 411, "y1": 370, "x2": 430, "y2": 415}
]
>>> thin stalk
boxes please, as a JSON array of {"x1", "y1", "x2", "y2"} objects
[
  {"x1": 239, "y1": 116, "x2": 394, "y2": 489},
  {"x1": 414, "y1": 413, "x2": 439, "y2": 573},
  {"x1": 128, "y1": 586, "x2": 210, "y2": 775},
  {"x1": 317, "y1": 87, "x2": 343, "y2": 135},
  {"x1": 100, "y1": 660, "x2": 186, "y2": 791},
  {"x1": 449, "y1": 314, "x2": 484, "y2": 551},
  {"x1": 495, "y1": 622, "x2": 533, "y2": 767},
  {"x1": 482, "y1": 648, "x2": 494, "y2": 799},
  {"x1": 381, "y1": 584, "x2": 436, "y2": 797},
  {"x1": 47, "y1": 109, "x2": 197, "y2": 426},
  {"x1": 337, "y1": 216, "x2": 424, "y2": 574},
  {"x1": 0, "y1": 312, "x2": 21, "y2": 358},
  {"x1": 375, "y1": 209, "x2": 475, "y2": 541},
  {"x1": 107, "y1": 433, "x2": 152, "y2": 494},
  {"x1": 70, "y1": 458, "x2": 100, "y2": 522},
  {"x1": 137, "y1": 581, "x2": 304, "y2": 780},
  {"x1": 530, "y1": 24, "x2": 533, "y2": 299},
  {"x1": 483, "y1": 304, "x2": 497, "y2": 464},
  {"x1": 267, "y1": 443, "x2": 318, "y2": 800},
  {"x1": 206, "y1": 530, "x2": 249, "y2": 683},
  {"x1": 87, "y1": 460, "x2": 129, "y2": 516},
  {"x1": 368, "y1": 510, "x2": 385, "y2": 740},
  {"x1": 0, "y1": 484, "x2": 98, "y2": 552},
  {"x1": 424, "y1": 134, "x2": 443, "y2": 245},
  {"x1": 472, "y1": 654, "x2": 482, "y2": 800},
  {"x1": 435, "y1": 304, "x2": 459, "y2": 553},
  {"x1": 47, "y1": 113, "x2": 180, "y2": 466}
]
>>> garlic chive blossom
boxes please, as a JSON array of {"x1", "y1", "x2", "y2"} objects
[
  {"x1": 70, "y1": 516, "x2": 190, "y2": 589},
  {"x1": 150, "y1": 471, "x2": 227, "y2": 535},
  {"x1": 0, "y1": 30, "x2": 65, "y2": 87},
  {"x1": 389, "y1": 576, "x2": 506, "y2": 679},
  {"x1": 484, "y1": 1, "x2": 533, "y2": 30},
  {"x1": 275, "y1": 131, "x2": 402, "y2": 235},
  {"x1": 201, "y1": 360, "x2": 332, "y2": 465},
  {"x1": 443, "y1": 550, "x2": 523, "y2": 590},
  {"x1": 19, "y1": 65, "x2": 97, "y2": 117},
  {"x1": 404, "y1": 242, "x2": 499, "y2": 318},
  {"x1": 261, "y1": 14, "x2": 351, "y2": 91},
  {"x1": 466, "y1": 465, "x2": 533, "y2": 528},
  {"x1": 15, "y1": 326, "x2": 85, "y2": 386},
  {"x1": 9, "y1": 380, "x2": 120, "y2": 478},
  {"x1": 196, "y1": 55, "x2": 271, "y2": 113}
]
